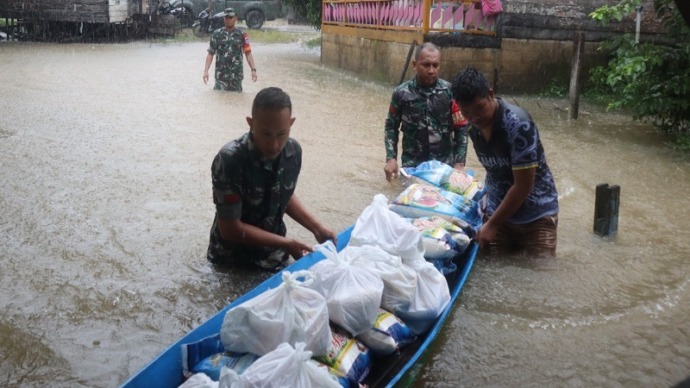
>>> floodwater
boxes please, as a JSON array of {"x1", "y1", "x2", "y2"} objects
[{"x1": 1, "y1": 30, "x2": 689, "y2": 388}]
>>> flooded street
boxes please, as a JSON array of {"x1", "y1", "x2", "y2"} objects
[{"x1": 1, "y1": 31, "x2": 689, "y2": 387}]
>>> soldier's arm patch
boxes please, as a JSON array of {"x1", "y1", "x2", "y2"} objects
[{"x1": 224, "y1": 193, "x2": 241, "y2": 204}]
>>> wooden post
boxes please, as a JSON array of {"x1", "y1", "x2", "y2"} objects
[
  {"x1": 593, "y1": 183, "x2": 620, "y2": 238},
  {"x1": 569, "y1": 31, "x2": 584, "y2": 120},
  {"x1": 422, "y1": 0, "x2": 431, "y2": 34}
]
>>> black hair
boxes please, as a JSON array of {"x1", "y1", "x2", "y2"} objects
[
  {"x1": 252, "y1": 87, "x2": 292, "y2": 116},
  {"x1": 451, "y1": 66, "x2": 490, "y2": 105},
  {"x1": 414, "y1": 42, "x2": 440, "y2": 60}
]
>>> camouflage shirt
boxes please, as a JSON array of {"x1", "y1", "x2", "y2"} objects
[
  {"x1": 469, "y1": 98, "x2": 559, "y2": 223},
  {"x1": 207, "y1": 132, "x2": 302, "y2": 270},
  {"x1": 207, "y1": 27, "x2": 251, "y2": 91},
  {"x1": 385, "y1": 77, "x2": 468, "y2": 168}
]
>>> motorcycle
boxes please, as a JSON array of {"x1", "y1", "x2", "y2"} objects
[
  {"x1": 191, "y1": 7, "x2": 225, "y2": 37},
  {"x1": 157, "y1": 0, "x2": 195, "y2": 28}
]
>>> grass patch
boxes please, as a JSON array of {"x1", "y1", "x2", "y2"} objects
[
  {"x1": 165, "y1": 27, "x2": 304, "y2": 44},
  {"x1": 246, "y1": 29, "x2": 300, "y2": 44},
  {"x1": 539, "y1": 78, "x2": 568, "y2": 98},
  {"x1": 303, "y1": 36, "x2": 321, "y2": 49}
]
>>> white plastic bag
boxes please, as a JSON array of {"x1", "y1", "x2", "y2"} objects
[
  {"x1": 179, "y1": 373, "x2": 218, "y2": 388},
  {"x1": 349, "y1": 194, "x2": 426, "y2": 264},
  {"x1": 338, "y1": 245, "x2": 417, "y2": 315},
  {"x1": 397, "y1": 260, "x2": 451, "y2": 335},
  {"x1": 220, "y1": 270, "x2": 331, "y2": 356},
  {"x1": 219, "y1": 342, "x2": 341, "y2": 388},
  {"x1": 310, "y1": 241, "x2": 383, "y2": 336}
]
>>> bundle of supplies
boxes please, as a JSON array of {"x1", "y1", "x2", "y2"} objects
[
  {"x1": 400, "y1": 160, "x2": 485, "y2": 201},
  {"x1": 220, "y1": 270, "x2": 332, "y2": 357},
  {"x1": 309, "y1": 241, "x2": 384, "y2": 337}
]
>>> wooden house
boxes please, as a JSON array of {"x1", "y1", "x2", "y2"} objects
[{"x1": 0, "y1": 0, "x2": 143, "y2": 24}]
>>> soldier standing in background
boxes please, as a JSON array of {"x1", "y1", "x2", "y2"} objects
[
  {"x1": 384, "y1": 42, "x2": 469, "y2": 181},
  {"x1": 203, "y1": 8, "x2": 258, "y2": 92}
]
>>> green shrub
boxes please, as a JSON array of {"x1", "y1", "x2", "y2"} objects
[{"x1": 588, "y1": 0, "x2": 690, "y2": 138}]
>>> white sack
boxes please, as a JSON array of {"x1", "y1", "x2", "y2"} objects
[
  {"x1": 220, "y1": 270, "x2": 331, "y2": 356},
  {"x1": 349, "y1": 194, "x2": 426, "y2": 265},
  {"x1": 309, "y1": 241, "x2": 383, "y2": 336},
  {"x1": 396, "y1": 259, "x2": 451, "y2": 335},
  {"x1": 338, "y1": 245, "x2": 417, "y2": 314},
  {"x1": 219, "y1": 342, "x2": 341, "y2": 388}
]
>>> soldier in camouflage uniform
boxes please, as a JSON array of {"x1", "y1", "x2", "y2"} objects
[
  {"x1": 203, "y1": 8, "x2": 257, "y2": 92},
  {"x1": 207, "y1": 87, "x2": 336, "y2": 270},
  {"x1": 384, "y1": 42, "x2": 469, "y2": 181}
]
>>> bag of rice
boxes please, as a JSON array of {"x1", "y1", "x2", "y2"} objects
[
  {"x1": 389, "y1": 183, "x2": 482, "y2": 233},
  {"x1": 401, "y1": 160, "x2": 485, "y2": 201},
  {"x1": 315, "y1": 325, "x2": 372, "y2": 384},
  {"x1": 356, "y1": 309, "x2": 416, "y2": 356}
]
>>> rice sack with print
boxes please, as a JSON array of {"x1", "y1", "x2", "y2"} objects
[
  {"x1": 390, "y1": 183, "x2": 481, "y2": 233},
  {"x1": 401, "y1": 160, "x2": 485, "y2": 201},
  {"x1": 315, "y1": 324, "x2": 372, "y2": 384},
  {"x1": 356, "y1": 308, "x2": 416, "y2": 356},
  {"x1": 407, "y1": 216, "x2": 472, "y2": 274}
]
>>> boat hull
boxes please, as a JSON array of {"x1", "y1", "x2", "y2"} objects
[{"x1": 121, "y1": 226, "x2": 477, "y2": 388}]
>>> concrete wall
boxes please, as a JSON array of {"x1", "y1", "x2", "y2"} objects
[
  {"x1": 321, "y1": 0, "x2": 667, "y2": 93},
  {"x1": 322, "y1": 33, "x2": 604, "y2": 93}
]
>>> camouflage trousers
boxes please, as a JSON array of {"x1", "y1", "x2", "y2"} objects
[
  {"x1": 214, "y1": 71, "x2": 243, "y2": 92},
  {"x1": 207, "y1": 243, "x2": 290, "y2": 272}
]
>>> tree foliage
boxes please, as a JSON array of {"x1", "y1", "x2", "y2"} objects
[
  {"x1": 588, "y1": 0, "x2": 690, "y2": 138},
  {"x1": 283, "y1": 0, "x2": 323, "y2": 30}
]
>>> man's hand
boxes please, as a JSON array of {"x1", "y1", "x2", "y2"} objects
[
  {"x1": 203, "y1": 71, "x2": 209, "y2": 84},
  {"x1": 313, "y1": 225, "x2": 337, "y2": 247},
  {"x1": 251, "y1": 69, "x2": 257, "y2": 82},
  {"x1": 476, "y1": 220, "x2": 498, "y2": 249},
  {"x1": 384, "y1": 158, "x2": 399, "y2": 182},
  {"x1": 286, "y1": 238, "x2": 313, "y2": 260}
]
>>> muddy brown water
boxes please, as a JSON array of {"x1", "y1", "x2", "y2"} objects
[{"x1": 1, "y1": 31, "x2": 689, "y2": 387}]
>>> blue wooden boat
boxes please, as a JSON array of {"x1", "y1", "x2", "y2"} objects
[{"x1": 121, "y1": 226, "x2": 478, "y2": 388}]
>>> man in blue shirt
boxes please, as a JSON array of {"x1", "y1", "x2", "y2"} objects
[{"x1": 451, "y1": 67, "x2": 559, "y2": 256}]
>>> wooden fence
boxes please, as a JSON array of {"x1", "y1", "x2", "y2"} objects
[{"x1": 322, "y1": 0, "x2": 498, "y2": 35}]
